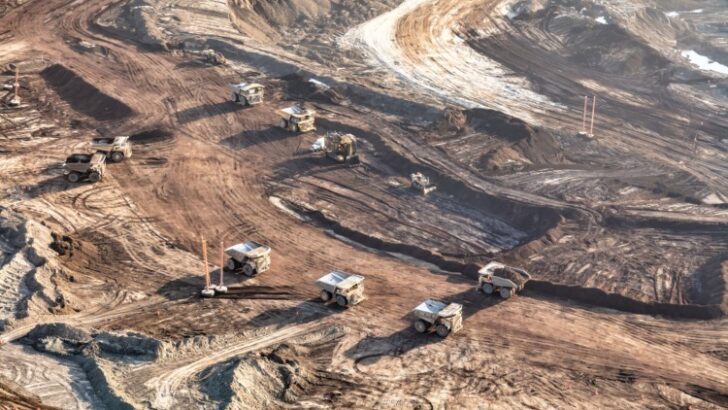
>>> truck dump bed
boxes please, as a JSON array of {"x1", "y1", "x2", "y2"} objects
[
  {"x1": 414, "y1": 299, "x2": 460, "y2": 322},
  {"x1": 91, "y1": 136, "x2": 128, "y2": 148},
  {"x1": 65, "y1": 153, "x2": 106, "y2": 165},
  {"x1": 479, "y1": 262, "x2": 531, "y2": 288},
  {"x1": 225, "y1": 241, "x2": 270, "y2": 259},
  {"x1": 280, "y1": 106, "x2": 314, "y2": 118},
  {"x1": 316, "y1": 271, "x2": 363, "y2": 292}
]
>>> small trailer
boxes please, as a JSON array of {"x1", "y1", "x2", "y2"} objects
[
  {"x1": 412, "y1": 299, "x2": 463, "y2": 338},
  {"x1": 230, "y1": 83, "x2": 264, "y2": 106},
  {"x1": 91, "y1": 136, "x2": 132, "y2": 163},
  {"x1": 478, "y1": 261, "x2": 531, "y2": 299},
  {"x1": 224, "y1": 241, "x2": 271, "y2": 277},
  {"x1": 315, "y1": 271, "x2": 365, "y2": 307},
  {"x1": 63, "y1": 153, "x2": 106, "y2": 183}
]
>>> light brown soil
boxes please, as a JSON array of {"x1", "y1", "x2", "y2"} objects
[{"x1": 0, "y1": 0, "x2": 727, "y2": 408}]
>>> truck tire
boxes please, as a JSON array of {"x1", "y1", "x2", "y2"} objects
[
  {"x1": 499, "y1": 287, "x2": 512, "y2": 299},
  {"x1": 481, "y1": 283, "x2": 494, "y2": 295},
  {"x1": 66, "y1": 172, "x2": 80, "y2": 183},
  {"x1": 336, "y1": 295, "x2": 348, "y2": 307},
  {"x1": 232, "y1": 92, "x2": 239, "y2": 103},
  {"x1": 111, "y1": 151, "x2": 124, "y2": 163},
  {"x1": 279, "y1": 119, "x2": 287, "y2": 129},
  {"x1": 435, "y1": 323, "x2": 450, "y2": 338},
  {"x1": 226, "y1": 258, "x2": 238, "y2": 272},
  {"x1": 414, "y1": 319, "x2": 428, "y2": 333},
  {"x1": 242, "y1": 262, "x2": 255, "y2": 277},
  {"x1": 88, "y1": 171, "x2": 101, "y2": 183},
  {"x1": 320, "y1": 289, "x2": 332, "y2": 302}
]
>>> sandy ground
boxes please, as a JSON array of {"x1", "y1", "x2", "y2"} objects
[{"x1": 0, "y1": 0, "x2": 727, "y2": 408}]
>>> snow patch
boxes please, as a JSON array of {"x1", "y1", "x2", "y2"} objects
[
  {"x1": 594, "y1": 16, "x2": 607, "y2": 25},
  {"x1": 681, "y1": 50, "x2": 728, "y2": 76}
]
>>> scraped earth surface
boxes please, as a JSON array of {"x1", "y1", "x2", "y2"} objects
[{"x1": 0, "y1": 0, "x2": 727, "y2": 408}]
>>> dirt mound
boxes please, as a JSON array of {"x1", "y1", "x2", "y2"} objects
[
  {"x1": 0, "y1": 375, "x2": 59, "y2": 410},
  {"x1": 201, "y1": 343, "x2": 317, "y2": 408},
  {"x1": 0, "y1": 208, "x2": 70, "y2": 328},
  {"x1": 40, "y1": 64, "x2": 134, "y2": 121},
  {"x1": 432, "y1": 108, "x2": 563, "y2": 171},
  {"x1": 281, "y1": 73, "x2": 346, "y2": 105},
  {"x1": 129, "y1": 128, "x2": 174, "y2": 144}
]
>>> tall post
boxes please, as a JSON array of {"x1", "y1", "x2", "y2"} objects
[
  {"x1": 13, "y1": 67, "x2": 19, "y2": 101},
  {"x1": 582, "y1": 95, "x2": 588, "y2": 132},
  {"x1": 219, "y1": 241, "x2": 224, "y2": 286},
  {"x1": 589, "y1": 95, "x2": 596, "y2": 136},
  {"x1": 202, "y1": 236, "x2": 210, "y2": 288}
]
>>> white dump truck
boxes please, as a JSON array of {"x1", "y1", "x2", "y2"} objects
[
  {"x1": 91, "y1": 136, "x2": 132, "y2": 163},
  {"x1": 315, "y1": 271, "x2": 365, "y2": 307},
  {"x1": 224, "y1": 241, "x2": 271, "y2": 277},
  {"x1": 478, "y1": 261, "x2": 531, "y2": 299},
  {"x1": 63, "y1": 153, "x2": 106, "y2": 183},
  {"x1": 230, "y1": 82, "x2": 264, "y2": 106},
  {"x1": 412, "y1": 299, "x2": 463, "y2": 338},
  {"x1": 410, "y1": 172, "x2": 436, "y2": 194},
  {"x1": 278, "y1": 105, "x2": 315, "y2": 133}
]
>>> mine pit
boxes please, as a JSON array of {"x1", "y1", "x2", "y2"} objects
[{"x1": 1, "y1": 0, "x2": 727, "y2": 408}]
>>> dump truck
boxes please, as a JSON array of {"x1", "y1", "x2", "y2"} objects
[
  {"x1": 318, "y1": 131, "x2": 359, "y2": 163},
  {"x1": 202, "y1": 49, "x2": 226, "y2": 65},
  {"x1": 411, "y1": 172, "x2": 436, "y2": 194},
  {"x1": 91, "y1": 136, "x2": 132, "y2": 163},
  {"x1": 224, "y1": 241, "x2": 271, "y2": 276},
  {"x1": 478, "y1": 261, "x2": 531, "y2": 299},
  {"x1": 230, "y1": 83, "x2": 264, "y2": 106},
  {"x1": 315, "y1": 271, "x2": 365, "y2": 307},
  {"x1": 412, "y1": 299, "x2": 463, "y2": 338},
  {"x1": 63, "y1": 153, "x2": 106, "y2": 183},
  {"x1": 278, "y1": 105, "x2": 315, "y2": 133}
]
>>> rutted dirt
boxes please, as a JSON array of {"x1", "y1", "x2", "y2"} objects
[{"x1": 0, "y1": 0, "x2": 727, "y2": 408}]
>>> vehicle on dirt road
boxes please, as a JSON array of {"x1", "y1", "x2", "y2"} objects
[
  {"x1": 201, "y1": 49, "x2": 226, "y2": 65},
  {"x1": 315, "y1": 271, "x2": 365, "y2": 307},
  {"x1": 230, "y1": 83, "x2": 264, "y2": 106},
  {"x1": 63, "y1": 153, "x2": 106, "y2": 183},
  {"x1": 478, "y1": 261, "x2": 531, "y2": 299},
  {"x1": 91, "y1": 136, "x2": 132, "y2": 163},
  {"x1": 278, "y1": 105, "x2": 315, "y2": 133},
  {"x1": 224, "y1": 241, "x2": 271, "y2": 277},
  {"x1": 410, "y1": 172, "x2": 436, "y2": 194},
  {"x1": 319, "y1": 132, "x2": 360, "y2": 164},
  {"x1": 412, "y1": 299, "x2": 463, "y2": 338}
]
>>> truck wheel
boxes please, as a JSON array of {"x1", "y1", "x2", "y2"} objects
[
  {"x1": 499, "y1": 287, "x2": 512, "y2": 299},
  {"x1": 88, "y1": 171, "x2": 101, "y2": 183},
  {"x1": 232, "y1": 93, "x2": 239, "y2": 103},
  {"x1": 320, "y1": 290, "x2": 332, "y2": 302},
  {"x1": 481, "y1": 283, "x2": 494, "y2": 295},
  {"x1": 414, "y1": 319, "x2": 428, "y2": 333},
  {"x1": 336, "y1": 295, "x2": 348, "y2": 307},
  {"x1": 279, "y1": 119, "x2": 287, "y2": 129},
  {"x1": 111, "y1": 151, "x2": 124, "y2": 163},
  {"x1": 435, "y1": 323, "x2": 451, "y2": 338},
  {"x1": 66, "y1": 172, "x2": 80, "y2": 183},
  {"x1": 242, "y1": 263, "x2": 255, "y2": 277},
  {"x1": 225, "y1": 258, "x2": 238, "y2": 272}
]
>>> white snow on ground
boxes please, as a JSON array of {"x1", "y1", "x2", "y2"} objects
[
  {"x1": 595, "y1": 16, "x2": 608, "y2": 24},
  {"x1": 681, "y1": 50, "x2": 728, "y2": 76},
  {"x1": 665, "y1": 9, "x2": 704, "y2": 18},
  {"x1": 340, "y1": 0, "x2": 563, "y2": 124}
]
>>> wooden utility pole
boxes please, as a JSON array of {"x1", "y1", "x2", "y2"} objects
[
  {"x1": 219, "y1": 241, "x2": 225, "y2": 287},
  {"x1": 202, "y1": 236, "x2": 210, "y2": 288},
  {"x1": 589, "y1": 95, "x2": 596, "y2": 136}
]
